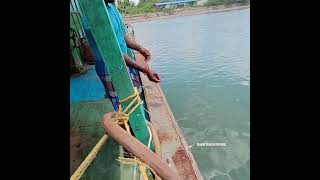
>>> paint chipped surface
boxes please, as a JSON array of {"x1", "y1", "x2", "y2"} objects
[
  {"x1": 172, "y1": 147, "x2": 198, "y2": 179},
  {"x1": 141, "y1": 74, "x2": 203, "y2": 180}
]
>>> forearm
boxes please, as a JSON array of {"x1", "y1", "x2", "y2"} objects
[
  {"x1": 123, "y1": 54, "x2": 147, "y2": 73},
  {"x1": 123, "y1": 53, "x2": 160, "y2": 83},
  {"x1": 124, "y1": 35, "x2": 142, "y2": 51}
]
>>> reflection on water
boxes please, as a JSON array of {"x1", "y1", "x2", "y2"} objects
[{"x1": 133, "y1": 8, "x2": 250, "y2": 180}]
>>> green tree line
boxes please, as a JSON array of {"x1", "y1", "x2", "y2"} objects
[{"x1": 118, "y1": 0, "x2": 249, "y2": 15}]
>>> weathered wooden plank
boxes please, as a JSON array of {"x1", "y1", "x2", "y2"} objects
[
  {"x1": 140, "y1": 73, "x2": 203, "y2": 180},
  {"x1": 78, "y1": 0, "x2": 152, "y2": 148}
]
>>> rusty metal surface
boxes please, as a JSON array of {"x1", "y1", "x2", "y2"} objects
[{"x1": 140, "y1": 74, "x2": 203, "y2": 180}]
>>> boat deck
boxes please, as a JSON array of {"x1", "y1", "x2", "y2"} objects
[{"x1": 70, "y1": 66, "x2": 203, "y2": 179}]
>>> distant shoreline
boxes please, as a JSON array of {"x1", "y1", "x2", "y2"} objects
[{"x1": 124, "y1": 4, "x2": 250, "y2": 24}]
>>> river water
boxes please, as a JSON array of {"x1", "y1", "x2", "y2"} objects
[{"x1": 132, "y1": 8, "x2": 250, "y2": 180}]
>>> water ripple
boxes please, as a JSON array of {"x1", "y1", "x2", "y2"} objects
[{"x1": 134, "y1": 8, "x2": 250, "y2": 180}]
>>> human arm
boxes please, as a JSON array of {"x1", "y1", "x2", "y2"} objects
[
  {"x1": 123, "y1": 54, "x2": 160, "y2": 83},
  {"x1": 124, "y1": 35, "x2": 151, "y2": 62}
]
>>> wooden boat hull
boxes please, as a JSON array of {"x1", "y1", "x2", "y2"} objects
[
  {"x1": 70, "y1": 67, "x2": 203, "y2": 179},
  {"x1": 70, "y1": 0, "x2": 203, "y2": 178},
  {"x1": 140, "y1": 72, "x2": 203, "y2": 180}
]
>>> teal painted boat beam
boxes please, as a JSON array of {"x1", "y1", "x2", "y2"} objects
[{"x1": 78, "y1": 0, "x2": 154, "y2": 150}]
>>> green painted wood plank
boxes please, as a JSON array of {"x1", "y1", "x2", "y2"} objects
[
  {"x1": 78, "y1": 0, "x2": 153, "y2": 150},
  {"x1": 70, "y1": 38, "x2": 83, "y2": 70}
]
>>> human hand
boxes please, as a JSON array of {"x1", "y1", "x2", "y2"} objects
[
  {"x1": 147, "y1": 69, "x2": 161, "y2": 83},
  {"x1": 139, "y1": 47, "x2": 151, "y2": 62}
]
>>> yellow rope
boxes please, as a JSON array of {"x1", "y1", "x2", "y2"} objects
[
  {"x1": 116, "y1": 157, "x2": 149, "y2": 179},
  {"x1": 70, "y1": 134, "x2": 108, "y2": 180},
  {"x1": 120, "y1": 87, "x2": 141, "y2": 116},
  {"x1": 139, "y1": 160, "x2": 149, "y2": 180},
  {"x1": 70, "y1": 88, "x2": 150, "y2": 180},
  {"x1": 115, "y1": 88, "x2": 150, "y2": 180}
]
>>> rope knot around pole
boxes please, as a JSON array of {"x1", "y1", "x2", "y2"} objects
[{"x1": 71, "y1": 87, "x2": 149, "y2": 180}]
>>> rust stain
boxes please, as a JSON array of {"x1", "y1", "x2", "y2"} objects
[
  {"x1": 70, "y1": 129, "x2": 91, "y2": 176},
  {"x1": 157, "y1": 131, "x2": 174, "y2": 142},
  {"x1": 149, "y1": 101, "x2": 162, "y2": 108},
  {"x1": 172, "y1": 147, "x2": 198, "y2": 180},
  {"x1": 140, "y1": 73, "x2": 203, "y2": 179},
  {"x1": 70, "y1": 129, "x2": 82, "y2": 176}
]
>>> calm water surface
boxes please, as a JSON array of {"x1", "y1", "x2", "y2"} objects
[{"x1": 133, "y1": 8, "x2": 250, "y2": 180}]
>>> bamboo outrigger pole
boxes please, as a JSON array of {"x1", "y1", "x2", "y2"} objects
[{"x1": 102, "y1": 112, "x2": 180, "y2": 180}]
